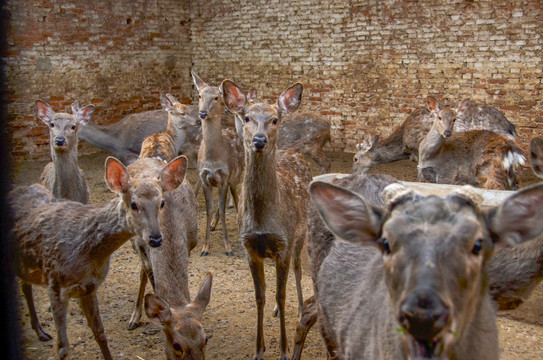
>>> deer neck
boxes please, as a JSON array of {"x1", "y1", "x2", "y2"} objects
[
  {"x1": 165, "y1": 114, "x2": 179, "y2": 144},
  {"x1": 201, "y1": 115, "x2": 225, "y2": 158},
  {"x1": 419, "y1": 123, "x2": 445, "y2": 161},
  {"x1": 52, "y1": 146, "x2": 82, "y2": 194},
  {"x1": 370, "y1": 128, "x2": 409, "y2": 164}
]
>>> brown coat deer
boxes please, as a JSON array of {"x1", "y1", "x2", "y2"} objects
[
  {"x1": 221, "y1": 79, "x2": 312, "y2": 360},
  {"x1": 352, "y1": 96, "x2": 518, "y2": 174},
  {"x1": 11, "y1": 155, "x2": 187, "y2": 360},
  {"x1": 417, "y1": 100, "x2": 524, "y2": 190},
  {"x1": 305, "y1": 174, "x2": 543, "y2": 359},
  {"x1": 192, "y1": 71, "x2": 244, "y2": 256},
  {"x1": 36, "y1": 99, "x2": 94, "y2": 204}
]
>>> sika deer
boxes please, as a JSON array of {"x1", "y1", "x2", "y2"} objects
[
  {"x1": 10, "y1": 155, "x2": 186, "y2": 360},
  {"x1": 192, "y1": 71, "x2": 244, "y2": 256},
  {"x1": 306, "y1": 174, "x2": 543, "y2": 359},
  {"x1": 78, "y1": 104, "x2": 201, "y2": 166},
  {"x1": 221, "y1": 80, "x2": 312, "y2": 360},
  {"x1": 140, "y1": 94, "x2": 202, "y2": 165},
  {"x1": 352, "y1": 96, "x2": 517, "y2": 174},
  {"x1": 417, "y1": 100, "x2": 524, "y2": 190},
  {"x1": 126, "y1": 155, "x2": 199, "y2": 329},
  {"x1": 36, "y1": 99, "x2": 94, "y2": 204}
]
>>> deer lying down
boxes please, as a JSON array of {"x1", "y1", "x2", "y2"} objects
[
  {"x1": 36, "y1": 99, "x2": 94, "y2": 204},
  {"x1": 10, "y1": 156, "x2": 186, "y2": 360},
  {"x1": 352, "y1": 96, "x2": 517, "y2": 174},
  {"x1": 304, "y1": 173, "x2": 543, "y2": 360},
  {"x1": 417, "y1": 99, "x2": 524, "y2": 190}
]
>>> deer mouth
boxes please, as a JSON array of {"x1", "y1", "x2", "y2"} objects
[{"x1": 405, "y1": 336, "x2": 445, "y2": 359}]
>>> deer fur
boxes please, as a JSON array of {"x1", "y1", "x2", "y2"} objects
[
  {"x1": 417, "y1": 99, "x2": 524, "y2": 190},
  {"x1": 221, "y1": 79, "x2": 312, "y2": 360},
  {"x1": 305, "y1": 173, "x2": 543, "y2": 359},
  {"x1": 11, "y1": 155, "x2": 186, "y2": 360},
  {"x1": 352, "y1": 96, "x2": 518, "y2": 174},
  {"x1": 36, "y1": 99, "x2": 93, "y2": 204}
]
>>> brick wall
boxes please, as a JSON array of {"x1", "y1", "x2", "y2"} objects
[
  {"x1": 190, "y1": 0, "x2": 543, "y2": 153},
  {"x1": 6, "y1": 0, "x2": 543, "y2": 161},
  {"x1": 6, "y1": 0, "x2": 192, "y2": 160}
]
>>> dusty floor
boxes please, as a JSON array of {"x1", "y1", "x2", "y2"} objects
[{"x1": 10, "y1": 151, "x2": 543, "y2": 360}]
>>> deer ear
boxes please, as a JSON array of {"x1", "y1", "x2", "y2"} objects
[
  {"x1": 309, "y1": 181, "x2": 383, "y2": 245},
  {"x1": 456, "y1": 99, "x2": 470, "y2": 115},
  {"x1": 105, "y1": 157, "x2": 130, "y2": 194},
  {"x1": 530, "y1": 137, "x2": 543, "y2": 177},
  {"x1": 427, "y1": 96, "x2": 439, "y2": 112},
  {"x1": 220, "y1": 80, "x2": 247, "y2": 114},
  {"x1": 191, "y1": 70, "x2": 206, "y2": 92},
  {"x1": 76, "y1": 105, "x2": 95, "y2": 126},
  {"x1": 488, "y1": 184, "x2": 543, "y2": 246},
  {"x1": 277, "y1": 83, "x2": 303, "y2": 116},
  {"x1": 35, "y1": 100, "x2": 55, "y2": 123},
  {"x1": 247, "y1": 89, "x2": 257, "y2": 103},
  {"x1": 144, "y1": 294, "x2": 172, "y2": 325},
  {"x1": 190, "y1": 272, "x2": 213, "y2": 320},
  {"x1": 71, "y1": 100, "x2": 81, "y2": 114},
  {"x1": 159, "y1": 155, "x2": 187, "y2": 192},
  {"x1": 161, "y1": 95, "x2": 175, "y2": 112}
]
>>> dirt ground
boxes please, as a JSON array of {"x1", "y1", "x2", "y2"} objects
[{"x1": 11, "y1": 150, "x2": 543, "y2": 360}]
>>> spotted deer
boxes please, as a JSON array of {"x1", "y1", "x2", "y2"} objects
[
  {"x1": 192, "y1": 71, "x2": 244, "y2": 256},
  {"x1": 352, "y1": 96, "x2": 517, "y2": 174},
  {"x1": 304, "y1": 173, "x2": 543, "y2": 359},
  {"x1": 36, "y1": 99, "x2": 94, "y2": 204},
  {"x1": 10, "y1": 155, "x2": 186, "y2": 360},
  {"x1": 221, "y1": 79, "x2": 311, "y2": 360},
  {"x1": 417, "y1": 99, "x2": 524, "y2": 190}
]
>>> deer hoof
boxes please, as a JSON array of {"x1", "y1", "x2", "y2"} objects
[
  {"x1": 225, "y1": 251, "x2": 233, "y2": 256},
  {"x1": 127, "y1": 321, "x2": 140, "y2": 331},
  {"x1": 280, "y1": 356, "x2": 290, "y2": 360},
  {"x1": 200, "y1": 250, "x2": 209, "y2": 256},
  {"x1": 38, "y1": 331, "x2": 53, "y2": 341}
]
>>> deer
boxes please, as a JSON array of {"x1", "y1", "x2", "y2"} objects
[
  {"x1": 352, "y1": 96, "x2": 518, "y2": 174},
  {"x1": 36, "y1": 99, "x2": 94, "y2": 204},
  {"x1": 191, "y1": 71, "x2": 244, "y2": 256},
  {"x1": 303, "y1": 172, "x2": 543, "y2": 359},
  {"x1": 10, "y1": 155, "x2": 187, "y2": 360},
  {"x1": 78, "y1": 103, "x2": 201, "y2": 166},
  {"x1": 221, "y1": 79, "x2": 312, "y2": 360},
  {"x1": 139, "y1": 94, "x2": 202, "y2": 166},
  {"x1": 417, "y1": 99, "x2": 525, "y2": 190}
]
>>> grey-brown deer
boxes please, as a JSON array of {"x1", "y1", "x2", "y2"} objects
[
  {"x1": 11, "y1": 155, "x2": 187, "y2": 360},
  {"x1": 221, "y1": 79, "x2": 311, "y2": 360},
  {"x1": 36, "y1": 99, "x2": 94, "y2": 204},
  {"x1": 304, "y1": 173, "x2": 543, "y2": 359},
  {"x1": 352, "y1": 96, "x2": 517, "y2": 174},
  {"x1": 192, "y1": 71, "x2": 244, "y2": 256},
  {"x1": 417, "y1": 99, "x2": 524, "y2": 190}
]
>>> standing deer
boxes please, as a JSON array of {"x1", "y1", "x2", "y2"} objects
[
  {"x1": 221, "y1": 79, "x2": 311, "y2": 360},
  {"x1": 36, "y1": 99, "x2": 94, "y2": 204},
  {"x1": 417, "y1": 100, "x2": 524, "y2": 190},
  {"x1": 192, "y1": 71, "x2": 244, "y2": 256},
  {"x1": 305, "y1": 173, "x2": 543, "y2": 359},
  {"x1": 78, "y1": 104, "x2": 201, "y2": 166},
  {"x1": 352, "y1": 96, "x2": 517, "y2": 174},
  {"x1": 11, "y1": 155, "x2": 187, "y2": 360}
]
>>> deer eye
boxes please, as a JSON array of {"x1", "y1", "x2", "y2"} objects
[
  {"x1": 378, "y1": 238, "x2": 391, "y2": 254},
  {"x1": 196, "y1": 119, "x2": 202, "y2": 126},
  {"x1": 49, "y1": 122, "x2": 55, "y2": 128},
  {"x1": 160, "y1": 200, "x2": 165, "y2": 209},
  {"x1": 244, "y1": 116, "x2": 250, "y2": 123},
  {"x1": 472, "y1": 239, "x2": 483, "y2": 255},
  {"x1": 173, "y1": 342, "x2": 182, "y2": 352},
  {"x1": 130, "y1": 202, "x2": 138, "y2": 211},
  {"x1": 214, "y1": 96, "x2": 219, "y2": 101},
  {"x1": 71, "y1": 124, "x2": 76, "y2": 130},
  {"x1": 272, "y1": 118, "x2": 278, "y2": 125},
  {"x1": 354, "y1": 156, "x2": 359, "y2": 163}
]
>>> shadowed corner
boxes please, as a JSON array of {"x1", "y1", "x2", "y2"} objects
[{"x1": 0, "y1": 0, "x2": 24, "y2": 357}]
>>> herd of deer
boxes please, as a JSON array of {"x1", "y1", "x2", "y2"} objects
[{"x1": 9, "y1": 71, "x2": 543, "y2": 360}]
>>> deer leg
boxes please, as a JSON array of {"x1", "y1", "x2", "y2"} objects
[
  {"x1": 276, "y1": 256, "x2": 291, "y2": 360},
  {"x1": 248, "y1": 256, "x2": 266, "y2": 360},
  {"x1": 193, "y1": 177, "x2": 202, "y2": 196},
  {"x1": 47, "y1": 284, "x2": 70, "y2": 360},
  {"x1": 21, "y1": 282, "x2": 53, "y2": 341},
  {"x1": 292, "y1": 295, "x2": 318, "y2": 360},
  {"x1": 201, "y1": 185, "x2": 214, "y2": 256},
  {"x1": 80, "y1": 293, "x2": 113, "y2": 360},
  {"x1": 293, "y1": 234, "x2": 305, "y2": 316},
  {"x1": 229, "y1": 184, "x2": 239, "y2": 211},
  {"x1": 128, "y1": 268, "x2": 148, "y2": 330},
  {"x1": 218, "y1": 183, "x2": 232, "y2": 255}
]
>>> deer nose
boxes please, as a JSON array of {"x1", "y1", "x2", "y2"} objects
[
  {"x1": 55, "y1": 138, "x2": 66, "y2": 146},
  {"x1": 253, "y1": 135, "x2": 267, "y2": 149},
  {"x1": 199, "y1": 111, "x2": 207, "y2": 119},
  {"x1": 149, "y1": 233, "x2": 163, "y2": 248},
  {"x1": 443, "y1": 130, "x2": 452, "y2": 138},
  {"x1": 398, "y1": 289, "x2": 450, "y2": 341}
]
